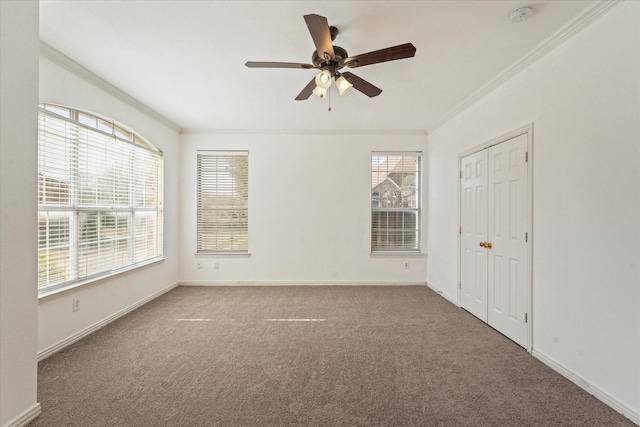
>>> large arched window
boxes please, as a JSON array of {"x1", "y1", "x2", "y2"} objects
[{"x1": 38, "y1": 104, "x2": 163, "y2": 294}]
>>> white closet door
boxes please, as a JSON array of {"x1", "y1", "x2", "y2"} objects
[
  {"x1": 487, "y1": 134, "x2": 529, "y2": 347},
  {"x1": 460, "y1": 149, "x2": 488, "y2": 322}
]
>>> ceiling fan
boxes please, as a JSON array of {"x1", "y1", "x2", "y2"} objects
[{"x1": 245, "y1": 14, "x2": 416, "y2": 100}]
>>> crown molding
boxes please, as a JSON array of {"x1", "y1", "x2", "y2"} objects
[
  {"x1": 180, "y1": 128, "x2": 427, "y2": 136},
  {"x1": 428, "y1": 0, "x2": 622, "y2": 134},
  {"x1": 39, "y1": 41, "x2": 182, "y2": 133}
]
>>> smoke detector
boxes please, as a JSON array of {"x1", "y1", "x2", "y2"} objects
[{"x1": 509, "y1": 6, "x2": 534, "y2": 23}]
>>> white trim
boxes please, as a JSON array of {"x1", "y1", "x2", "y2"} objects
[
  {"x1": 179, "y1": 280, "x2": 427, "y2": 287},
  {"x1": 39, "y1": 41, "x2": 181, "y2": 133},
  {"x1": 196, "y1": 150, "x2": 248, "y2": 156},
  {"x1": 2, "y1": 403, "x2": 42, "y2": 427},
  {"x1": 426, "y1": 281, "x2": 457, "y2": 305},
  {"x1": 37, "y1": 281, "x2": 179, "y2": 361},
  {"x1": 371, "y1": 150, "x2": 423, "y2": 157},
  {"x1": 181, "y1": 128, "x2": 427, "y2": 136},
  {"x1": 526, "y1": 127, "x2": 534, "y2": 353},
  {"x1": 429, "y1": 0, "x2": 622, "y2": 134},
  {"x1": 369, "y1": 252, "x2": 425, "y2": 257},
  {"x1": 194, "y1": 252, "x2": 252, "y2": 258},
  {"x1": 532, "y1": 349, "x2": 640, "y2": 426},
  {"x1": 371, "y1": 152, "x2": 424, "y2": 253},
  {"x1": 38, "y1": 257, "x2": 167, "y2": 301},
  {"x1": 458, "y1": 124, "x2": 533, "y2": 158}
]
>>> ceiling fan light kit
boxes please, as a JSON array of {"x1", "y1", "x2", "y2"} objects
[
  {"x1": 336, "y1": 75, "x2": 353, "y2": 96},
  {"x1": 312, "y1": 86, "x2": 327, "y2": 99},
  {"x1": 315, "y1": 70, "x2": 332, "y2": 89},
  {"x1": 245, "y1": 14, "x2": 416, "y2": 101}
]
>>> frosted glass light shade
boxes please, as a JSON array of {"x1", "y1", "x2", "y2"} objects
[
  {"x1": 336, "y1": 76, "x2": 353, "y2": 96},
  {"x1": 315, "y1": 70, "x2": 332, "y2": 89},
  {"x1": 312, "y1": 86, "x2": 327, "y2": 98}
]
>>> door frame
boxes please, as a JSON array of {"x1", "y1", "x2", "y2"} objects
[{"x1": 456, "y1": 123, "x2": 534, "y2": 352}]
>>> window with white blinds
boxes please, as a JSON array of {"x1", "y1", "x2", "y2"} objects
[
  {"x1": 38, "y1": 104, "x2": 163, "y2": 293},
  {"x1": 197, "y1": 152, "x2": 248, "y2": 253},
  {"x1": 371, "y1": 152, "x2": 422, "y2": 252}
]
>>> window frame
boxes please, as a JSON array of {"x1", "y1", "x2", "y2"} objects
[
  {"x1": 196, "y1": 150, "x2": 249, "y2": 254},
  {"x1": 371, "y1": 151, "x2": 422, "y2": 253},
  {"x1": 37, "y1": 104, "x2": 164, "y2": 296}
]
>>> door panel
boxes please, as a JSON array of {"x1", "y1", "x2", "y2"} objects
[
  {"x1": 487, "y1": 134, "x2": 528, "y2": 347},
  {"x1": 460, "y1": 150, "x2": 488, "y2": 322},
  {"x1": 459, "y1": 133, "x2": 529, "y2": 349}
]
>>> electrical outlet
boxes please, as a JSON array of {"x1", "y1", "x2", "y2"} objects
[
  {"x1": 214, "y1": 261, "x2": 220, "y2": 269},
  {"x1": 72, "y1": 299, "x2": 80, "y2": 312},
  {"x1": 197, "y1": 260, "x2": 202, "y2": 269},
  {"x1": 404, "y1": 261, "x2": 410, "y2": 269}
]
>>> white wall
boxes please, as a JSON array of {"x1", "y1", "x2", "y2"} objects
[
  {"x1": 180, "y1": 132, "x2": 428, "y2": 284},
  {"x1": 37, "y1": 57, "x2": 181, "y2": 354},
  {"x1": 426, "y1": 1, "x2": 639, "y2": 420},
  {"x1": 0, "y1": 1, "x2": 40, "y2": 426}
]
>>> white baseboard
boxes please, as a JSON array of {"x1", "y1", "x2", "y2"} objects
[
  {"x1": 38, "y1": 282, "x2": 179, "y2": 361},
  {"x1": 426, "y1": 281, "x2": 458, "y2": 305},
  {"x1": 179, "y1": 280, "x2": 427, "y2": 287},
  {"x1": 532, "y1": 349, "x2": 640, "y2": 426},
  {"x1": 3, "y1": 403, "x2": 41, "y2": 427},
  {"x1": 425, "y1": 279, "x2": 639, "y2": 425}
]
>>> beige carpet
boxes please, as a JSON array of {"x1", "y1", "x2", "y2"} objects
[{"x1": 31, "y1": 286, "x2": 635, "y2": 426}]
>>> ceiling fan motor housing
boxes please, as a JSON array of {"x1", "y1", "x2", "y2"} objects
[{"x1": 312, "y1": 45, "x2": 348, "y2": 73}]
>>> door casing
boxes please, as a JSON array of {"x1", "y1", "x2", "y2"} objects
[{"x1": 457, "y1": 124, "x2": 534, "y2": 352}]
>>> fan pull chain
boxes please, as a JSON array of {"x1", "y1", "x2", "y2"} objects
[{"x1": 328, "y1": 86, "x2": 332, "y2": 112}]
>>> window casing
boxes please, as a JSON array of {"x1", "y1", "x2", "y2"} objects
[
  {"x1": 38, "y1": 104, "x2": 163, "y2": 294},
  {"x1": 197, "y1": 151, "x2": 248, "y2": 253},
  {"x1": 371, "y1": 152, "x2": 422, "y2": 252}
]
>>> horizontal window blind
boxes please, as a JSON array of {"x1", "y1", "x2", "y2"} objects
[
  {"x1": 197, "y1": 152, "x2": 248, "y2": 252},
  {"x1": 371, "y1": 152, "x2": 421, "y2": 252},
  {"x1": 38, "y1": 105, "x2": 163, "y2": 292}
]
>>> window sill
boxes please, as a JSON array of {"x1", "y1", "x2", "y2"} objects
[
  {"x1": 370, "y1": 252, "x2": 426, "y2": 257},
  {"x1": 194, "y1": 252, "x2": 251, "y2": 258},
  {"x1": 38, "y1": 257, "x2": 166, "y2": 302}
]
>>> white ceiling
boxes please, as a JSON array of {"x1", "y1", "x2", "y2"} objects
[{"x1": 39, "y1": 1, "x2": 593, "y2": 132}]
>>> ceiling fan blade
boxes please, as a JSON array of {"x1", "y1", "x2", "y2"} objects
[
  {"x1": 304, "y1": 14, "x2": 335, "y2": 61},
  {"x1": 345, "y1": 43, "x2": 416, "y2": 68},
  {"x1": 245, "y1": 61, "x2": 315, "y2": 69},
  {"x1": 341, "y1": 72, "x2": 382, "y2": 98},
  {"x1": 295, "y1": 77, "x2": 317, "y2": 101}
]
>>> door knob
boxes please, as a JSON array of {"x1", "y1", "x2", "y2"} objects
[
  {"x1": 486, "y1": 242, "x2": 492, "y2": 249},
  {"x1": 479, "y1": 242, "x2": 486, "y2": 248}
]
